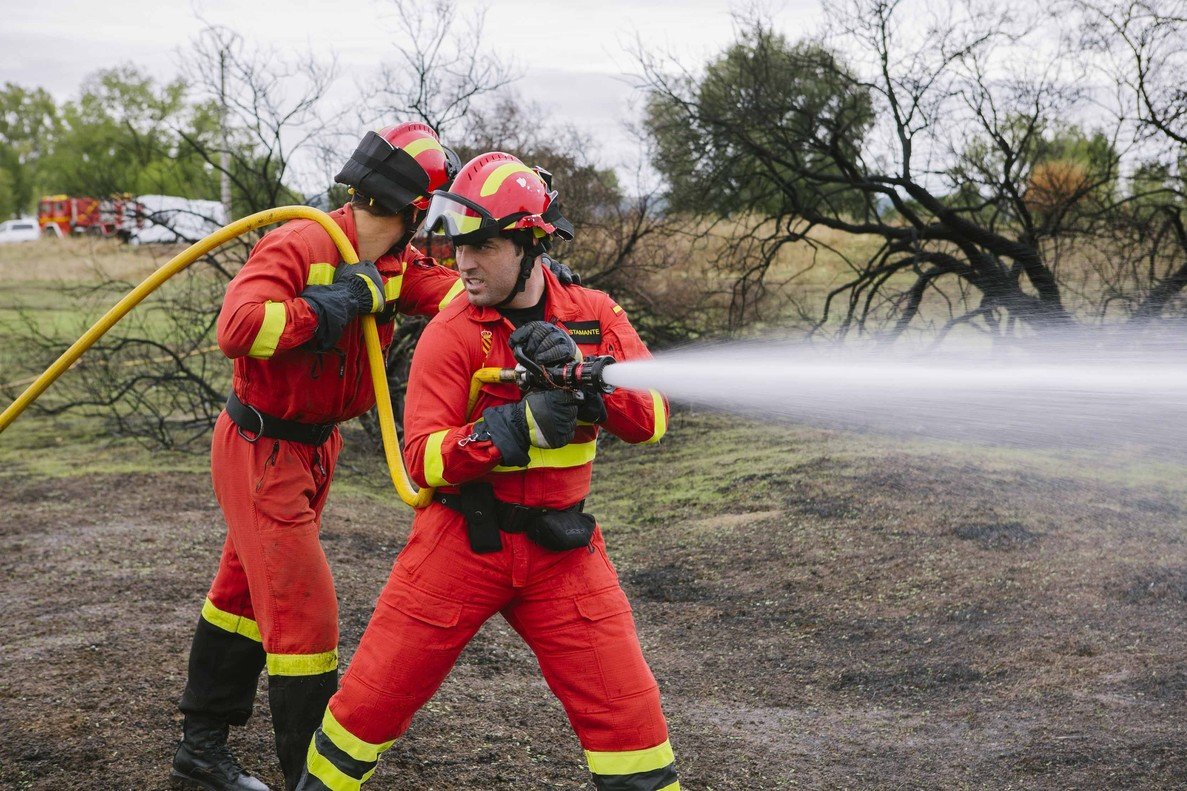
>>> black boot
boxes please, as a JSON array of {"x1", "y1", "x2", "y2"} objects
[
  {"x1": 172, "y1": 716, "x2": 270, "y2": 791},
  {"x1": 269, "y1": 670, "x2": 337, "y2": 791},
  {"x1": 174, "y1": 615, "x2": 269, "y2": 789}
]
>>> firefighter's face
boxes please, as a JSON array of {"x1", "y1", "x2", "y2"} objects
[{"x1": 455, "y1": 235, "x2": 523, "y2": 306}]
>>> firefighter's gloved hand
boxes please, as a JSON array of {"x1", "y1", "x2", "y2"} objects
[
  {"x1": 509, "y1": 321, "x2": 578, "y2": 368},
  {"x1": 576, "y1": 390, "x2": 607, "y2": 424},
  {"x1": 544, "y1": 254, "x2": 581, "y2": 286},
  {"x1": 332, "y1": 259, "x2": 385, "y2": 314},
  {"x1": 300, "y1": 285, "x2": 356, "y2": 352},
  {"x1": 301, "y1": 261, "x2": 385, "y2": 351},
  {"x1": 480, "y1": 390, "x2": 579, "y2": 467}
]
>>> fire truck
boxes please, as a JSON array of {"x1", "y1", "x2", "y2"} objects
[{"x1": 37, "y1": 194, "x2": 142, "y2": 239}]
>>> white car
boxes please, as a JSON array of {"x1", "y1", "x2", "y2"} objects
[{"x1": 0, "y1": 219, "x2": 41, "y2": 243}]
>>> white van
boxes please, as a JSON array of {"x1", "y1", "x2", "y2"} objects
[{"x1": 0, "y1": 219, "x2": 42, "y2": 243}]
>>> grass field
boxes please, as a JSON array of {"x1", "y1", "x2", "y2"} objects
[{"x1": 2, "y1": 237, "x2": 1186, "y2": 788}]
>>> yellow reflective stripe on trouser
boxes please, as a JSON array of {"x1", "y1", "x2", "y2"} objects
[
  {"x1": 305, "y1": 746, "x2": 362, "y2": 791},
  {"x1": 322, "y1": 708, "x2": 394, "y2": 763},
  {"x1": 423, "y1": 429, "x2": 452, "y2": 487},
  {"x1": 308, "y1": 262, "x2": 336, "y2": 285},
  {"x1": 643, "y1": 389, "x2": 667, "y2": 444},
  {"x1": 247, "y1": 301, "x2": 286, "y2": 359},
  {"x1": 304, "y1": 709, "x2": 393, "y2": 789},
  {"x1": 585, "y1": 739, "x2": 676, "y2": 776},
  {"x1": 438, "y1": 278, "x2": 465, "y2": 310},
  {"x1": 492, "y1": 439, "x2": 597, "y2": 472},
  {"x1": 266, "y1": 649, "x2": 338, "y2": 677},
  {"x1": 201, "y1": 598, "x2": 262, "y2": 642}
]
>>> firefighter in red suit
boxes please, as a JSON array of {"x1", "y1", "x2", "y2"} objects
[
  {"x1": 296, "y1": 152, "x2": 678, "y2": 791},
  {"x1": 170, "y1": 123, "x2": 469, "y2": 791}
]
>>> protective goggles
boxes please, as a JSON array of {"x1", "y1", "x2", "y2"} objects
[{"x1": 423, "y1": 190, "x2": 556, "y2": 242}]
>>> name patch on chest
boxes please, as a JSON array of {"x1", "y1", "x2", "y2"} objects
[{"x1": 564, "y1": 321, "x2": 602, "y2": 344}]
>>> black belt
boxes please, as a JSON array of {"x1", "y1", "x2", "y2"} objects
[
  {"x1": 225, "y1": 392, "x2": 337, "y2": 446},
  {"x1": 437, "y1": 492, "x2": 584, "y2": 534}
]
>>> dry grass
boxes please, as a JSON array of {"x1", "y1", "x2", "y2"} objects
[{"x1": 0, "y1": 236, "x2": 185, "y2": 284}]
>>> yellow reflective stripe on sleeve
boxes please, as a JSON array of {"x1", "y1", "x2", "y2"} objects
[
  {"x1": 585, "y1": 739, "x2": 675, "y2": 776},
  {"x1": 438, "y1": 278, "x2": 465, "y2": 310},
  {"x1": 308, "y1": 262, "x2": 335, "y2": 286},
  {"x1": 658, "y1": 782, "x2": 681, "y2": 790},
  {"x1": 266, "y1": 649, "x2": 338, "y2": 677},
  {"x1": 384, "y1": 274, "x2": 402, "y2": 303},
  {"x1": 492, "y1": 440, "x2": 597, "y2": 472},
  {"x1": 322, "y1": 708, "x2": 395, "y2": 764},
  {"x1": 480, "y1": 162, "x2": 537, "y2": 197},
  {"x1": 201, "y1": 598, "x2": 262, "y2": 642},
  {"x1": 643, "y1": 389, "x2": 667, "y2": 444},
  {"x1": 424, "y1": 429, "x2": 452, "y2": 487},
  {"x1": 306, "y1": 745, "x2": 360, "y2": 791},
  {"x1": 247, "y1": 301, "x2": 286, "y2": 359}
]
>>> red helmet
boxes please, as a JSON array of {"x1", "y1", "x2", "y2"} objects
[
  {"x1": 423, "y1": 152, "x2": 573, "y2": 242},
  {"x1": 335, "y1": 122, "x2": 460, "y2": 213}
]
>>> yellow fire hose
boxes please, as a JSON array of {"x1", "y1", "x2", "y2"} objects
[{"x1": 0, "y1": 205, "x2": 513, "y2": 509}]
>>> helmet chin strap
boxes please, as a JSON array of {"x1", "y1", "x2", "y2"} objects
[{"x1": 494, "y1": 238, "x2": 546, "y2": 308}]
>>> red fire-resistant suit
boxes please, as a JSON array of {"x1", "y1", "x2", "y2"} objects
[
  {"x1": 179, "y1": 203, "x2": 464, "y2": 782},
  {"x1": 301, "y1": 266, "x2": 678, "y2": 791}
]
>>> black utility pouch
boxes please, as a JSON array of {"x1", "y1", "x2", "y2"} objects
[
  {"x1": 527, "y1": 509, "x2": 596, "y2": 552},
  {"x1": 458, "y1": 482, "x2": 502, "y2": 554}
]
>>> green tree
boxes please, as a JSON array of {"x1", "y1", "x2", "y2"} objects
[
  {"x1": 0, "y1": 83, "x2": 58, "y2": 216},
  {"x1": 38, "y1": 66, "x2": 218, "y2": 199},
  {"x1": 646, "y1": 30, "x2": 874, "y2": 219}
]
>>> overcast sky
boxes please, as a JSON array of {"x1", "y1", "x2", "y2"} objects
[{"x1": 1, "y1": 0, "x2": 824, "y2": 188}]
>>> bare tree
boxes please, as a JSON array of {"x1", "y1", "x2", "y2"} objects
[
  {"x1": 364, "y1": 0, "x2": 518, "y2": 136},
  {"x1": 1070, "y1": 0, "x2": 1187, "y2": 322},
  {"x1": 177, "y1": 25, "x2": 339, "y2": 216},
  {"x1": 639, "y1": 1, "x2": 1171, "y2": 341}
]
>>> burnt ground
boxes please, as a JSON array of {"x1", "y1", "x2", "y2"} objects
[{"x1": 1, "y1": 413, "x2": 1186, "y2": 789}]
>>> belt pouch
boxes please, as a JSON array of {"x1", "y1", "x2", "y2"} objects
[
  {"x1": 458, "y1": 482, "x2": 502, "y2": 554},
  {"x1": 528, "y1": 509, "x2": 596, "y2": 551}
]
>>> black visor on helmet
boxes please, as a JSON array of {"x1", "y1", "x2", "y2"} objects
[{"x1": 335, "y1": 131, "x2": 430, "y2": 213}]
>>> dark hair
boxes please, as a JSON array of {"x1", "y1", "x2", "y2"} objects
[
  {"x1": 351, "y1": 191, "x2": 400, "y2": 218},
  {"x1": 500, "y1": 228, "x2": 540, "y2": 256}
]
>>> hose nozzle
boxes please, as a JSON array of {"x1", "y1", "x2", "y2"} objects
[{"x1": 512, "y1": 347, "x2": 617, "y2": 393}]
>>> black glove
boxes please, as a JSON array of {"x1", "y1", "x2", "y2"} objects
[
  {"x1": 509, "y1": 320, "x2": 578, "y2": 368},
  {"x1": 479, "y1": 390, "x2": 579, "y2": 467},
  {"x1": 299, "y1": 260, "x2": 385, "y2": 352},
  {"x1": 576, "y1": 390, "x2": 607, "y2": 424},
  {"x1": 332, "y1": 259, "x2": 385, "y2": 314},
  {"x1": 544, "y1": 254, "x2": 581, "y2": 286}
]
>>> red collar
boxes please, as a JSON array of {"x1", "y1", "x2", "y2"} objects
[{"x1": 331, "y1": 203, "x2": 360, "y2": 252}]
